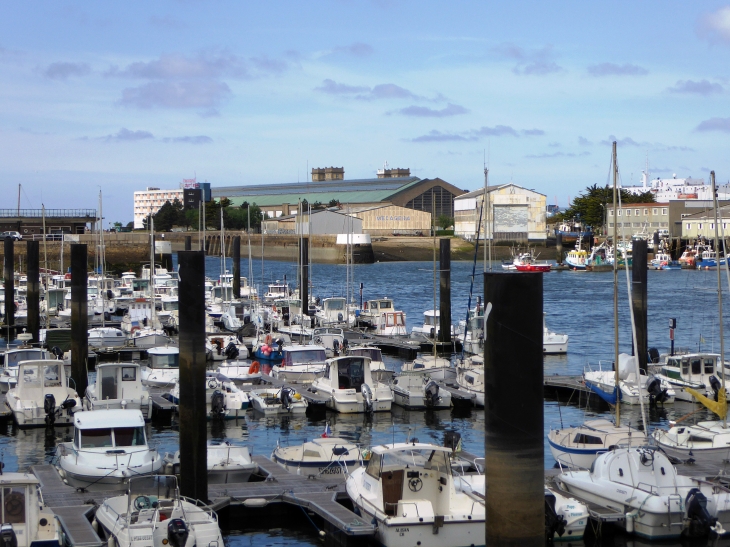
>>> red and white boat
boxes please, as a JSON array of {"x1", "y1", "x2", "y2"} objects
[{"x1": 513, "y1": 252, "x2": 551, "y2": 272}]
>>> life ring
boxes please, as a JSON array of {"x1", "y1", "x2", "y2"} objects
[
  {"x1": 265, "y1": 334, "x2": 272, "y2": 345},
  {"x1": 248, "y1": 361, "x2": 261, "y2": 374},
  {"x1": 207, "y1": 379, "x2": 218, "y2": 389},
  {"x1": 130, "y1": 326, "x2": 140, "y2": 335}
]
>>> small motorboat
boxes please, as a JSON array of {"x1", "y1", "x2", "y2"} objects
[
  {"x1": 165, "y1": 441, "x2": 258, "y2": 484},
  {"x1": 312, "y1": 326, "x2": 346, "y2": 357},
  {"x1": 140, "y1": 346, "x2": 179, "y2": 388},
  {"x1": 543, "y1": 314, "x2": 569, "y2": 354},
  {"x1": 0, "y1": 472, "x2": 63, "y2": 546},
  {"x1": 56, "y1": 409, "x2": 163, "y2": 490},
  {"x1": 401, "y1": 355, "x2": 455, "y2": 382},
  {"x1": 346, "y1": 345, "x2": 394, "y2": 383},
  {"x1": 271, "y1": 435, "x2": 367, "y2": 475},
  {"x1": 85, "y1": 362, "x2": 152, "y2": 420},
  {"x1": 390, "y1": 373, "x2": 451, "y2": 410},
  {"x1": 216, "y1": 361, "x2": 262, "y2": 386},
  {"x1": 0, "y1": 346, "x2": 51, "y2": 393},
  {"x1": 206, "y1": 334, "x2": 248, "y2": 362},
  {"x1": 167, "y1": 372, "x2": 248, "y2": 419},
  {"x1": 455, "y1": 358, "x2": 484, "y2": 407},
  {"x1": 346, "y1": 442, "x2": 485, "y2": 547},
  {"x1": 270, "y1": 344, "x2": 328, "y2": 384},
  {"x1": 93, "y1": 475, "x2": 224, "y2": 547},
  {"x1": 6, "y1": 360, "x2": 80, "y2": 428},
  {"x1": 249, "y1": 386, "x2": 308, "y2": 415},
  {"x1": 87, "y1": 326, "x2": 127, "y2": 349},
  {"x1": 310, "y1": 355, "x2": 392, "y2": 413}
]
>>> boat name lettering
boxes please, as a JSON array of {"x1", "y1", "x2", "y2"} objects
[
  {"x1": 376, "y1": 216, "x2": 410, "y2": 222},
  {"x1": 616, "y1": 489, "x2": 627, "y2": 495},
  {"x1": 318, "y1": 467, "x2": 343, "y2": 474},
  {"x1": 395, "y1": 528, "x2": 409, "y2": 534},
  {"x1": 133, "y1": 536, "x2": 153, "y2": 541}
]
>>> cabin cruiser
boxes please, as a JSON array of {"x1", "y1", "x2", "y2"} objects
[
  {"x1": 6, "y1": 360, "x2": 80, "y2": 428},
  {"x1": 315, "y1": 297, "x2": 352, "y2": 327},
  {"x1": 346, "y1": 442, "x2": 485, "y2": 547},
  {"x1": 310, "y1": 356, "x2": 392, "y2": 413},
  {"x1": 270, "y1": 344, "x2": 327, "y2": 384},
  {"x1": 93, "y1": 475, "x2": 224, "y2": 547},
  {"x1": 85, "y1": 362, "x2": 152, "y2": 420},
  {"x1": 249, "y1": 386, "x2": 308, "y2": 415},
  {"x1": 87, "y1": 327, "x2": 127, "y2": 349},
  {"x1": 391, "y1": 373, "x2": 451, "y2": 410},
  {"x1": 543, "y1": 314, "x2": 568, "y2": 354},
  {"x1": 0, "y1": 347, "x2": 50, "y2": 393},
  {"x1": 558, "y1": 447, "x2": 730, "y2": 539},
  {"x1": 357, "y1": 298, "x2": 407, "y2": 336},
  {"x1": 401, "y1": 355, "x2": 455, "y2": 382},
  {"x1": 653, "y1": 352, "x2": 729, "y2": 403},
  {"x1": 272, "y1": 436, "x2": 367, "y2": 475},
  {"x1": 547, "y1": 418, "x2": 646, "y2": 469},
  {"x1": 56, "y1": 409, "x2": 163, "y2": 490},
  {"x1": 312, "y1": 327, "x2": 345, "y2": 357},
  {"x1": 140, "y1": 346, "x2": 179, "y2": 388},
  {"x1": 0, "y1": 473, "x2": 63, "y2": 547},
  {"x1": 168, "y1": 372, "x2": 248, "y2": 419},
  {"x1": 263, "y1": 282, "x2": 289, "y2": 303},
  {"x1": 165, "y1": 442, "x2": 257, "y2": 484}
]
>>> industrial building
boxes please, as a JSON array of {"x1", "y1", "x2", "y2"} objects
[
  {"x1": 454, "y1": 184, "x2": 547, "y2": 243},
  {"x1": 0, "y1": 209, "x2": 97, "y2": 237},
  {"x1": 606, "y1": 203, "x2": 669, "y2": 238}
]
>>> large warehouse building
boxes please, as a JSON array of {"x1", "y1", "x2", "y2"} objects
[{"x1": 213, "y1": 168, "x2": 465, "y2": 233}]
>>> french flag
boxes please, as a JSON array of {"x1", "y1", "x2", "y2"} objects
[{"x1": 321, "y1": 422, "x2": 331, "y2": 438}]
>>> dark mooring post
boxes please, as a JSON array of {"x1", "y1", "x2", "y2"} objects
[
  {"x1": 70, "y1": 244, "x2": 88, "y2": 396},
  {"x1": 185, "y1": 236, "x2": 192, "y2": 251},
  {"x1": 178, "y1": 250, "x2": 207, "y2": 502},
  {"x1": 3, "y1": 238, "x2": 14, "y2": 332},
  {"x1": 232, "y1": 236, "x2": 241, "y2": 299},
  {"x1": 484, "y1": 272, "x2": 543, "y2": 546},
  {"x1": 556, "y1": 232, "x2": 563, "y2": 264},
  {"x1": 301, "y1": 237, "x2": 309, "y2": 317},
  {"x1": 632, "y1": 238, "x2": 648, "y2": 373},
  {"x1": 438, "y1": 238, "x2": 451, "y2": 344},
  {"x1": 27, "y1": 241, "x2": 40, "y2": 343}
]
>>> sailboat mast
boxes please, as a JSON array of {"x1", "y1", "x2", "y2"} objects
[
  {"x1": 711, "y1": 171, "x2": 726, "y2": 428},
  {"x1": 150, "y1": 216, "x2": 156, "y2": 329},
  {"x1": 99, "y1": 190, "x2": 105, "y2": 328},
  {"x1": 483, "y1": 166, "x2": 490, "y2": 272},
  {"x1": 613, "y1": 141, "x2": 620, "y2": 427}
]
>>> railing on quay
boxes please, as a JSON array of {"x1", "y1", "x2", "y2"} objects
[{"x1": 0, "y1": 209, "x2": 97, "y2": 218}]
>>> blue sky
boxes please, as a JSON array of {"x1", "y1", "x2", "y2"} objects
[{"x1": 2, "y1": 1, "x2": 730, "y2": 225}]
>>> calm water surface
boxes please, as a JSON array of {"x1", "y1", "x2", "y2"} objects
[{"x1": 5, "y1": 256, "x2": 730, "y2": 546}]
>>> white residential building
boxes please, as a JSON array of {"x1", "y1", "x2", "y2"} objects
[{"x1": 133, "y1": 188, "x2": 184, "y2": 228}]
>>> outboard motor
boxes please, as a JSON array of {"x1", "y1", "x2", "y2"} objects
[
  {"x1": 43, "y1": 394, "x2": 56, "y2": 425},
  {"x1": 210, "y1": 390, "x2": 226, "y2": 417},
  {"x1": 361, "y1": 383, "x2": 373, "y2": 413},
  {"x1": 710, "y1": 375, "x2": 723, "y2": 402},
  {"x1": 648, "y1": 347, "x2": 660, "y2": 364},
  {"x1": 280, "y1": 388, "x2": 293, "y2": 411},
  {"x1": 0, "y1": 523, "x2": 18, "y2": 547},
  {"x1": 51, "y1": 346, "x2": 63, "y2": 359},
  {"x1": 337, "y1": 312, "x2": 344, "y2": 322},
  {"x1": 341, "y1": 338, "x2": 348, "y2": 350},
  {"x1": 333, "y1": 339, "x2": 340, "y2": 355},
  {"x1": 685, "y1": 488, "x2": 717, "y2": 538},
  {"x1": 545, "y1": 492, "x2": 567, "y2": 542},
  {"x1": 61, "y1": 398, "x2": 77, "y2": 415},
  {"x1": 167, "y1": 519, "x2": 189, "y2": 547},
  {"x1": 424, "y1": 380, "x2": 440, "y2": 406},
  {"x1": 275, "y1": 338, "x2": 284, "y2": 352},
  {"x1": 224, "y1": 342, "x2": 239, "y2": 360},
  {"x1": 646, "y1": 376, "x2": 669, "y2": 405}
]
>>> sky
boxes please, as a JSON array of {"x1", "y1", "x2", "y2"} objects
[{"x1": 2, "y1": 1, "x2": 730, "y2": 225}]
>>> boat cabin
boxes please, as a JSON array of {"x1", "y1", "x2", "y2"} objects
[
  {"x1": 323, "y1": 356, "x2": 373, "y2": 392},
  {"x1": 0, "y1": 348, "x2": 48, "y2": 369},
  {"x1": 211, "y1": 286, "x2": 234, "y2": 302},
  {"x1": 662, "y1": 353, "x2": 718, "y2": 383},
  {"x1": 147, "y1": 347, "x2": 179, "y2": 369},
  {"x1": 282, "y1": 346, "x2": 327, "y2": 367},
  {"x1": 0, "y1": 473, "x2": 60, "y2": 547},
  {"x1": 319, "y1": 298, "x2": 347, "y2": 324},
  {"x1": 348, "y1": 346, "x2": 383, "y2": 362},
  {"x1": 88, "y1": 363, "x2": 149, "y2": 411},
  {"x1": 72, "y1": 409, "x2": 147, "y2": 451},
  {"x1": 363, "y1": 299, "x2": 394, "y2": 312}
]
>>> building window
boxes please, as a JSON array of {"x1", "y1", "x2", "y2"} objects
[
  {"x1": 643, "y1": 209, "x2": 648, "y2": 215},
  {"x1": 699, "y1": 224, "x2": 703, "y2": 230},
  {"x1": 608, "y1": 210, "x2": 613, "y2": 217},
  {"x1": 617, "y1": 210, "x2": 622, "y2": 216},
  {"x1": 711, "y1": 224, "x2": 715, "y2": 230},
  {"x1": 609, "y1": 223, "x2": 614, "y2": 228},
  {"x1": 633, "y1": 222, "x2": 641, "y2": 227},
  {"x1": 635, "y1": 209, "x2": 640, "y2": 216},
  {"x1": 626, "y1": 210, "x2": 632, "y2": 216},
  {"x1": 686, "y1": 223, "x2": 691, "y2": 230},
  {"x1": 662, "y1": 208, "x2": 667, "y2": 215},
  {"x1": 661, "y1": 222, "x2": 668, "y2": 227}
]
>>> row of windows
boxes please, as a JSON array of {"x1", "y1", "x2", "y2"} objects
[
  {"x1": 608, "y1": 208, "x2": 667, "y2": 217},
  {"x1": 686, "y1": 223, "x2": 730, "y2": 230},
  {"x1": 608, "y1": 222, "x2": 669, "y2": 228}
]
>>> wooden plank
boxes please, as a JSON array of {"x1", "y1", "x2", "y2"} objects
[{"x1": 52, "y1": 505, "x2": 104, "y2": 547}]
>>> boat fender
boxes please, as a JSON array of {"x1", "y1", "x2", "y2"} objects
[
  {"x1": 243, "y1": 498, "x2": 269, "y2": 508},
  {"x1": 167, "y1": 519, "x2": 189, "y2": 547},
  {"x1": 107, "y1": 535, "x2": 116, "y2": 547},
  {"x1": 685, "y1": 488, "x2": 717, "y2": 538},
  {"x1": 91, "y1": 519, "x2": 99, "y2": 533},
  {"x1": 625, "y1": 510, "x2": 638, "y2": 533},
  {"x1": 265, "y1": 334, "x2": 273, "y2": 346}
]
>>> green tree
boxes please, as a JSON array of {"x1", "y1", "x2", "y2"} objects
[
  {"x1": 437, "y1": 214, "x2": 454, "y2": 230},
  {"x1": 153, "y1": 199, "x2": 185, "y2": 231},
  {"x1": 328, "y1": 199, "x2": 340, "y2": 208},
  {"x1": 312, "y1": 201, "x2": 324, "y2": 210},
  {"x1": 556, "y1": 184, "x2": 655, "y2": 233}
]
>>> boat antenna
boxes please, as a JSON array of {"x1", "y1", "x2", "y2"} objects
[
  {"x1": 612, "y1": 141, "x2": 620, "y2": 428},
  {"x1": 711, "y1": 171, "x2": 727, "y2": 429}
]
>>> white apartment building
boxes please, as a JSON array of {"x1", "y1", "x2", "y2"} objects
[{"x1": 133, "y1": 188, "x2": 184, "y2": 228}]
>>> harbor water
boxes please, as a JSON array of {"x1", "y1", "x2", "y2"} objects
[{"x1": 3, "y1": 256, "x2": 730, "y2": 546}]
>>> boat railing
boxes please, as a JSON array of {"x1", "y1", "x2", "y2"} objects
[
  {"x1": 178, "y1": 496, "x2": 219, "y2": 522},
  {"x1": 583, "y1": 360, "x2": 614, "y2": 375}
]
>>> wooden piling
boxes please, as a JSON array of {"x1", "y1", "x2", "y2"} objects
[
  {"x1": 26, "y1": 240, "x2": 40, "y2": 343},
  {"x1": 70, "y1": 244, "x2": 89, "y2": 396}
]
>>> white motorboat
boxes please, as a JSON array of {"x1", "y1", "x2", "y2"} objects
[
  {"x1": 390, "y1": 373, "x2": 451, "y2": 410},
  {"x1": 347, "y1": 345, "x2": 394, "y2": 383},
  {"x1": 545, "y1": 487, "x2": 590, "y2": 542},
  {"x1": 271, "y1": 436, "x2": 367, "y2": 475},
  {"x1": 270, "y1": 344, "x2": 327, "y2": 384},
  {"x1": 6, "y1": 360, "x2": 80, "y2": 428},
  {"x1": 653, "y1": 352, "x2": 728, "y2": 403},
  {"x1": 402, "y1": 355, "x2": 455, "y2": 381},
  {"x1": 168, "y1": 372, "x2": 248, "y2": 419},
  {"x1": 140, "y1": 346, "x2": 179, "y2": 388},
  {"x1": 547, "y1": 418, "x2": 646, "y2": 469},
  {"x1": 455, "y1": 358, "x2": 484, "y2": 407},
  {"x1": 0, "y1": 347, "x2": 50, "y2": 393},
  {"x1": 543, "y1": 314, "x2": 569, "y2": 354},
  {"x1": 346, "y1": 442, "x2": 485, "y2": 547},
  {"x1": 249, "y1": 386, "x2": 308, "y2": 415},
  {"x1": 558, "y1": 447, "x2": 730, "y2": 539},
  {"x1": 652, "y1": 420, "x2": 730, "y2": 465},
  {"x1": 85, "y1": 362, "x2": 152, "y2": 419},
  {"x1": 315, "y1": 297, "x2": 352, "y2": 327},
  {"x1": 93, "y1": 475, "x2": 224, "y2": 547},
  {"x1": 312, "y1": 327, "x2": 345, "y2": 357},
  {"x1": 216, "y1": 361, "x2": 262, "y2": 386},
  {"x1": 411, "y1": 310, "x2": 453, "y2": 339},
  {"x1": 310, "y1": 355, "x2": 392, "y2": 413},
  {"x1": 263, "y1": 282, "x2": 289, "y2": 303},
  {"x1": 358, "y1": 298, "x2": 407, "y2": 337},
  {"x1": 584, "y1": 354, "x2": 675, "y2": 405},
  {"x1": 56, "y1": 409, "x2": 163, "y2": 490},
  {"x1": 0, "y1": 472, "x2": 63, "y2": 547},
  {"x1": 87, "y1": 327, "x2": 127, "y2": 349},
  {"x1": 165, "y1": 442, "x2": 258, "y2": 484}
]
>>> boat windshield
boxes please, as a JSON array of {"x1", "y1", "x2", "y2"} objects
[
  {"x1": 349, "y1": 348, "x2": 382, "y2": 361},
  {"x1": 326, "y1": 299, "x2": 345, "y2": 310},
  {"x1": 288, "y1": 350, "x2": 326, "y2": 365},
  {"x1": 150, "y1": 352, "x2": 179, "y2": 369},
  {"x1": 5, "y1": 349, "x2": 46, "y2": 368},
  {"x1": 78, "y1": 427, "x2": 146, "y2": 448},
  {"x1": 375, "y1": 448, "x2": 451, "y2": 476},
  {"x1": 163, "y1": 301, "x2": 179, "y2": 311},
  {"x1": 127, "y1": 476, "x2": 179, "y2": 512}
]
